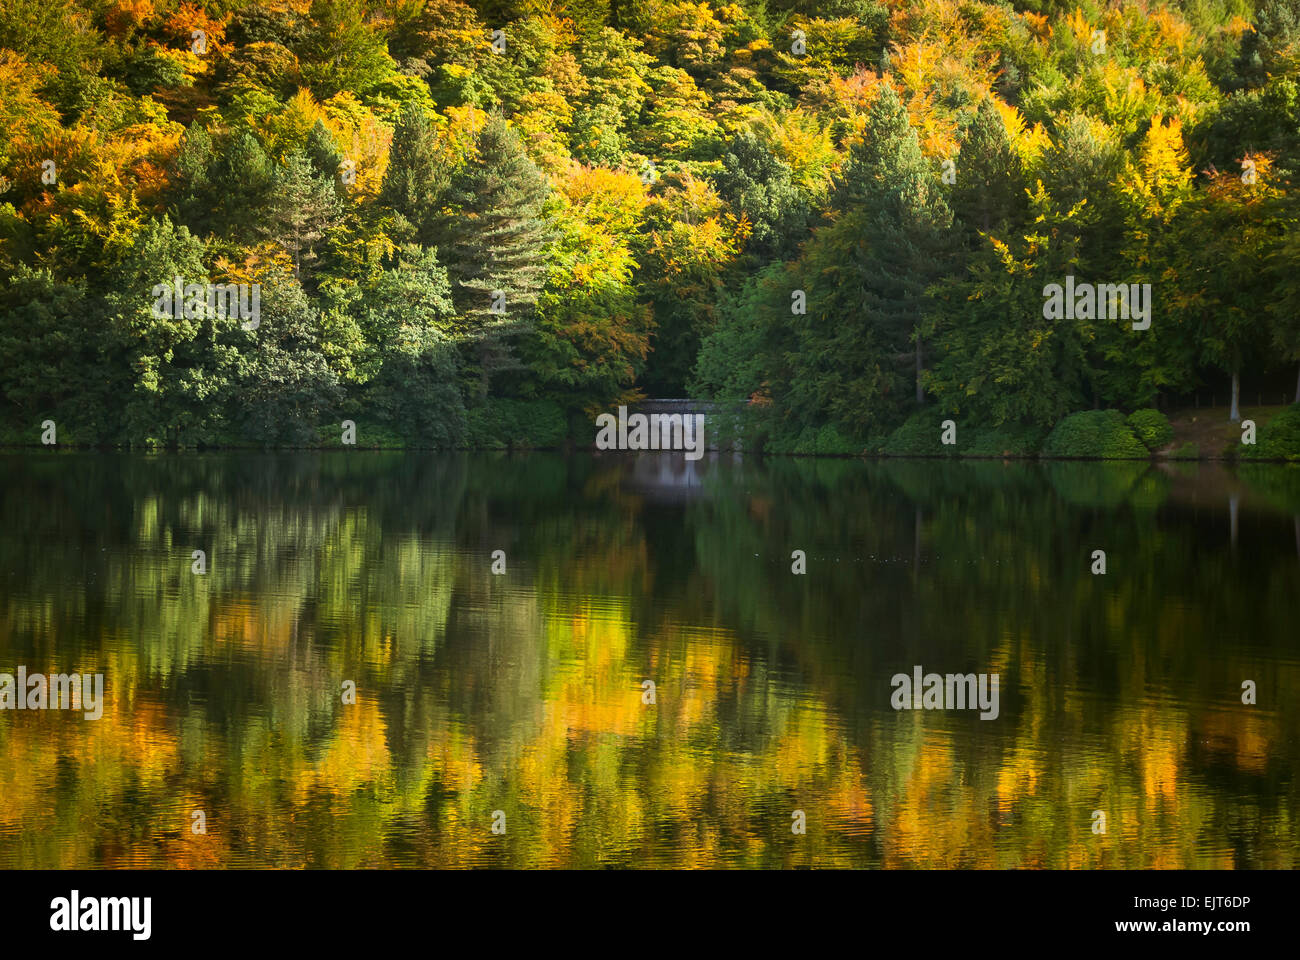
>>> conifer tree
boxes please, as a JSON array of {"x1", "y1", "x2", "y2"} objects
[
  {"x1": 260, "y1": 151, "x2": 343, "y2": 281},
  {"x1": 379, "y1": 105, "x2": 447, "y2": 244},
  {"x1": 305, "y1": 120, "x2": 346, "y2": 190},
  {"x1": 430, "y1": 114, "x2": 552, "y2": 398},
  {"x1": 952, "y1": 98, "x2": 1027, "y2": 241},
  {"x1": 832, "y1": 85, "x2": 954, "y2": 407}
]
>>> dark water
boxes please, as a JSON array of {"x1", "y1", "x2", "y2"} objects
[{"x1": 0, "y1": 451, "x2": 1296, "y2": 868}]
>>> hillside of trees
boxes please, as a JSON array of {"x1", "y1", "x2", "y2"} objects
[{"x1": 1, "y1": 0, "x2": 1299, "y2": 450}]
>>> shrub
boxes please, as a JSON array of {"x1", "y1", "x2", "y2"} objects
[
  {"x1": 882, "y1": 411, "x2": 955, "y2": 456},
  {"x1": 1040, "y1": 410, "x2": 1148, "y2": 459},
  {"x1": 883, "y1": 412, "x2": 1043, "y2": 457},
  {"x1": 792, "y1": 422, "x2": 864, "y2": 455},
  {"x1": 1255, "y1": 403, "x2": 1300, "y2": 461},
  {"x1": 464, "y1": 399, "x2": 567, "y2": 449},
  {"x1": 1127, "y1": 408, "x2": 1173, "y2": 450},
  {"x1": 962, "y1": 423, "x2": 1048, "y2": 457}
]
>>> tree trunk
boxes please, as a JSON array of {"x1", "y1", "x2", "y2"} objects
[
  {"x1": 1229, "y1": 368, "x2": 1241, "y2": 422},
  {"x1": 914, "y1": 331, "x2": 923, "y2": 406}
]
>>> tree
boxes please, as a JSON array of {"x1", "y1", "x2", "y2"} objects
[
  {"x1": 0, "y1": 265, "x2": 111, "y2": 440},
  {"x1": 355, "y1": 245, "x2": 466, "y2": 447},
  {"x1": 233, "y1": 273, "x2": 342, "y2": 445},
  {"x1": 305, "y1": 119, "x2": 346, "y2": 187},
  {"x1": 258, "y1": 151, "x2": 344, "y2": 281},
  {"x1": 379, "y1": 105, "x2": 447, "y2": 244},
  {"x1": 171, "y1": 127, "x2": 276, "y2": 240},
  {"x1": 714, "y1": 129, "x2": 812, "y2": 264},
  {"x1": 830, "y1": 84, "x2": 954, "y2": 408},
  {"x1": 526, "y1": 166, "x2": 652, "y2": 411},
  {"x1": 103, "y1": 217, "x2": 245, "y2": 446},
  {"x1": 1269, "y1": 188, "x2": 1300, "y2": 402},
  {"x1": 1232, "y1": 0, "x2": 1300, "y2": 89},
  {"x1": 429, "y1": 114, "x2": 552, "y2": 399},
  {"x1": 924, "y1": 185, "x2": 1091, "y2": 428},
  {"x1": 295, "y1": 0, "x2": 398, "y2": 99},
  {"x1": 1168, "y1": 163, "x2": 1285, "y2": 422},
  {"x1": 951, "y1": 98, "x2": 1027, "y2": 242},
  {"x1": 637, "y1": 170, "x2": 746, "y2": 395}
]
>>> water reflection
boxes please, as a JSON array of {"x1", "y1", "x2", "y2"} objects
[{"x1": 0, "y1": 452, "x2": 1296, "y2": 868}]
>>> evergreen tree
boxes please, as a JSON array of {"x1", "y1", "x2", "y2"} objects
[
  {"x1": 430, "y1": 115, "x2": 552, "y2": 398},
  {"x1": 174, "y1": 128, "x2": 276, "y2": 240},
  {"x1": 952, "y1": 98, "x2": 1027, "y2": 242},
  {"x1": 0, "y1": 266, "x2": 111, "y2": 440},
  {"x1": 305, "y1": 120, "x2": 346, "y2": 190},
  {"x1": 379, "y1": 105, "x2": 447, "y2": 244},
  {"x1": 1038, "y1": 115, "x2": 1124, "y2": 272},
  {"x1": 259, "y1": 151, "x2": 344, "y2": 281},
  {"x1": 1233, "y1": 0, "x2": 1300, "y2": 89},
  {"x1": 715, "y1": 129, "x2": 811, "y2": 264},
  {"x1": 830, "y1": 85, "x2": 954, "y2": 408},
  {"x1": 169, "y1": 123, "x2": 216, "y2": 237}
]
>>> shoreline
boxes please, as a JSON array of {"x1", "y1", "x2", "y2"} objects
[{"x1": 1, "y1": 444, "x2": 1296, "y2": 463}]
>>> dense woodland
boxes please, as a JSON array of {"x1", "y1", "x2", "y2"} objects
[{"x1": 2, "y1": 0, "x2": 1300, "y2": 451}]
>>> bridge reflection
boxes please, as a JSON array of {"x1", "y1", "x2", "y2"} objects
[{"x1": 603, "y1": 450, "x2": 737, "y2": 501}]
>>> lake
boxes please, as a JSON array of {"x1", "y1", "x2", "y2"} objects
[{"x1": 0, "y1": 451, "x2": 1296, "y2": 868}]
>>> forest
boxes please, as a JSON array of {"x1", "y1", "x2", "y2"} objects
[{"x1": 2, "y1": 0, "x2": 1300, "y2": 453}]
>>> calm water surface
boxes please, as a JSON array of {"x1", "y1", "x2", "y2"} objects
[{"x1": 1, "y1": 452, "x2": 1296, "y2": 868}]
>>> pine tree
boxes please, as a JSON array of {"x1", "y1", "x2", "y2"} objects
[
  {"x1": 1233, "y1": 0, "x2": 1300, "y2": 89},
  {"x1": 832, "y1": 85, "x2": 954, "y2": 407},
  {"x1": 379, "y1": 105, "x2": 447, "y2": 244},
  {"x1": 715, "y1": 129, "x2": 810, "y2": 264},
  {"x1": 952, "y1": 98, "x2": 1026, "y2": 242},
  {"x1": 170, "y1": 122, "x2": 215, "y2": 236},
  {"x1": 305, "y1": 119, "x2": 345, "y2": 189},
  {"x1": 259, "y1": 151, "x2": 343, "y2": 280},
  {"x1": 430, "y1": 114, "x2": 551, "y2": 398}
]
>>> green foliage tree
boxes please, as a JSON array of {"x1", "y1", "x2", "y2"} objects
[
  {"x1": 822, "y1": 85, "x2": 954, "y2": 411},
  {"x1": 714, "y1": 128, "x2": 811, "y2": 263},
  {"x1": 379, "y1": 105, "x2": 447, "y2": 244},
  {"x1": 952, "y1": 98, "x2": 1027, "y2": 241},
  {"x1": 429, "y1": 115, "x2": 552, "y2": 399},
  {"x1": 258, "y1": 151, "x2": 345, "y2": 281},
  {"x1": 296, "y1": 0, "x2": 398, "y2": 98}
]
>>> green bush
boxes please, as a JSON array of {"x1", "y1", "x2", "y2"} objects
[
  {"x1": 1255, "y1": 403, "x2": 1300, "y2": 461},
  {"x1": 1171, "y1": 442, "x2": 1200, "y2": 460},
  {"x1": 882, "y1": 412, "x2": 1043, "y2": 457},
  {"x1": 464, "y1": 399, "x2": 567, "y2": 449},
  {"x1": 962, "y1": 423, "x2": 1047, "y2": 457},
  {"x1": 882, "y1": 411, "x2": 956, "y2": 456},
  {"x1": 791, "y1": 422, "x2": 864, "y2": 455},
  {"x1": 1127, "y1": 408, "x2": 1173, "y2": 450},
  {"x1": 1041, "y1": 410, "x2": 1148, "y2": 459}
]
